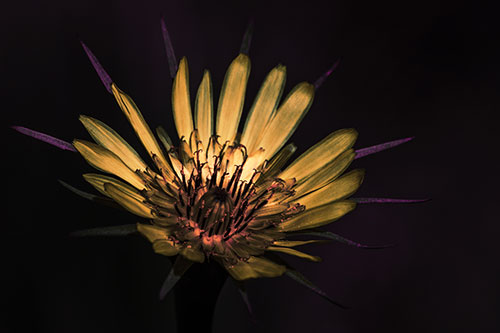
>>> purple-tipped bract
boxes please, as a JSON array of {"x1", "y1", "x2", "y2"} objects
[
  {"x1": 160, "y1": 18, "x2": 178, "y2": 79},
  {"x1": 239, "y1": 19, "x2": 254, "y2": 55},
  {"x1": 353, "y1": 197, "x2": 429, "y2": 204},
  {"x1": 80, "y1": 41, "x2": 113, "y2": 93},
  {"x1": 314, "y1": 58, "x2": 341, "y2": 89},
  {"x1": 12, "y1": 126, "x2": 76, "y2": 152},
  {"x1": 355, "y1": 136, "x2": 414, "y2": 159}
]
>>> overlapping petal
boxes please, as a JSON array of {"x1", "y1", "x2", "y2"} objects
[
  {"x1": 240, "y1": 64, "x2": 286, "y2": 154},
  {"x1": 73, "y1": 139, "x2": 145, "y2": 189},
  {"x1": 79, "y1": 115, "x2": 147, "y2": 172},
  {"x1": 257, "y1": 82, "x2": 315, "y2": 161}
]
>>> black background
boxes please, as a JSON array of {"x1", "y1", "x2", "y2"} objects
[{"x1": 3, "y1": 0, "x2": 499, "y2": 332}]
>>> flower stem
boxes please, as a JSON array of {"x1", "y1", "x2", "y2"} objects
[{"x1": 173, "y1": 261, "x2": 228, "y2": 333}]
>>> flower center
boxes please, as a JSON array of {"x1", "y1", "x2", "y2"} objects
[{"x1": 139, "y1": 135, "x2": 304, "y2": 259}]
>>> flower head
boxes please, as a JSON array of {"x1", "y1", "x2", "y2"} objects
[{"x1": 73, "y1": 50, "x2": 363, "y2": 281}]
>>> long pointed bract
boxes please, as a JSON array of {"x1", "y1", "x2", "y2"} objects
[
  {"x1": 80, "y1": 41, "x2": 113, "y2": 93},
  {"x1": 12, "y1": 126, "x2": 76, "y2": 152},
  {"x1": 233, "y1": 280, "x2": 255, "y2": 320},
  {"x1": 58, "y1": 180, "x2": 122, "y2": 209},
  {"x1": 70, "y1": 224, "x2": 137, "y2": 237},
  {"x1": 353, "y1": 197, "x2": 430, "y2": 204},
  {"x1": 288, "y1": 231, "x2": 395, "y2": 249},
  {"x1": 314, "y1": 58, "x2": 341, "y2": 90},
  {"x1": 355, "y1": 137, "x2": 414, "y2": 159},
  {"x1": 239, "y1": 19, "x2": 254, "y2": 55},
  {"x1": 160, "y1": 17, "x2": 178, "y2": 79},
  {"x1": 159, "y1": 256, "x2": 193, "y2": 300},
  {"x1": 285, "y1": 268, "x2": 348, "y2": 309}
]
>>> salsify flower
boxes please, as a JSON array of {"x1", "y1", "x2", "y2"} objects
[
  {"x1": 77, "y1": 52, "x2": 362, "y2": 279},
  {"x1": 13, "y1": 21, "x2": 424, "y2": 306}
]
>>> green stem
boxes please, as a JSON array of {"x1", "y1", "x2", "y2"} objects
[{"x1": 173, "y1": 261, "x2": 228, "y2": 333}]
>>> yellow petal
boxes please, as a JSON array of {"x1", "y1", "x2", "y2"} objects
[
  {"x1": 293, "y1": 149, "x2": 355, "y2": 197},
  {"x1": 240, "y1": 147, "x2": 266, "y2": 181},
  {"x1": 216, "y1": 53, "x2": 251, "y2": 144},
  {"x1": 279, "y1": 128, "x2": 358, "y2": 182},
  {"x1": 223, "y1": 256, "x2": 286, "y2": 280},
  {"x1": 111, "y1": 83, "x2": 173, "y2": 176},
  {"x1": 83, "y1": 173, "x2": 144, "y2": 201},
  {"x1": 240, "y1": 64, "x2": 286, "y2": 154},
  {"x1": 172, "y1": 57, "x2": 194, "y2": 139},
  {"x1": 257, "y1": 82, "x2": 314, "y2": 161},
  {"x1": 156, "y1": 126, "x2": 173, "y2": 152},
  {"x1": 298, "y1": 169, "x2": 365, "y2": 210},
  {"x1": 194, "y1": 70, "x2": 213, "y2": 146},
  {"x1": 267, "y1": 246, "x2": 322, "y2": 262},
  {"x1": 257, "y1": 143, "x2": 297, "y2": 183},
  {"x1": 137, "y1": 223, "x2": 170, "y2": 242},
  {"x1": 180, "y1": 246, "x2": 205, "y2": 263},
  {"x1": 73, "y1": 139, "x2": 144, "y2": 189},
  {"x1": 278, "y1": 200, "x2": 356, "y2": 232},
  {"x1": 152, "y1": 240, "x2": 179, "y2": 256},
  {"x1": 224, "y1": 260, "x2": 257, "y2": 280},
  {"x1": 247, "y1": 256, "x2": 286, "y2": 278},
  {"x1": 104, "y1": 183, "x2": 154, "y2": 218},
  {"x1": 79, "y1": 115, "x2": 147, "y2": 173}
]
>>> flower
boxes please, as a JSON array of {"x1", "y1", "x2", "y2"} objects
[
  {"x1": 13, "y1": 21, "x2": 423, "y2": 304},
  {"x1": 74, "y1": 52, "x2": 362, "y2": 281}
]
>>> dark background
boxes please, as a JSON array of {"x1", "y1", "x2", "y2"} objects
[{"x1": 3, "y1": 0, "x2": 498, "y2": 332}]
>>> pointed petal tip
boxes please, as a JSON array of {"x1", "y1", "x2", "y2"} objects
[
  {"x1": 80, "y1": 40, "x2": 113, "y2": 93},
  {"x1": 12, "y1": 126, "x2": 77, "y2": 152}
]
